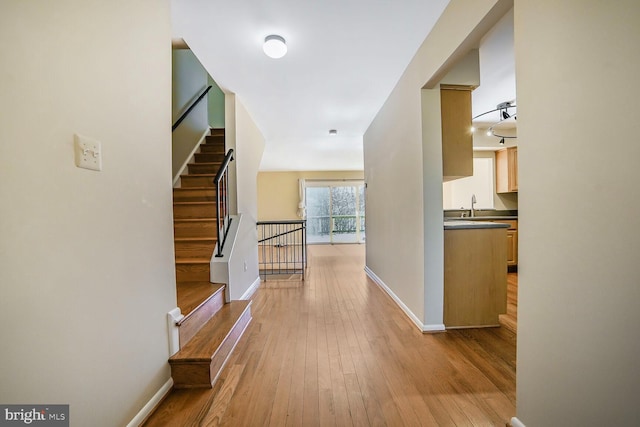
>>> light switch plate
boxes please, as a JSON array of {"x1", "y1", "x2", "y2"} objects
[{"x1": 74, "y1": 134, "x2": 102, "y2": 171}]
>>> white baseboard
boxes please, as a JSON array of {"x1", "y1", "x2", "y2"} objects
[
  {"x1": 126, "y1": 378, "x2": 173, "y2": 427},
  {"x1": 240, "y1": 276, "x2": 261, "y2": 300},
  {"x1": 364, "y1": 266, "x2": 445, "y2": 333},
  {"x1": 510, "y1": 417, "x2": 526, "y2": 427}
]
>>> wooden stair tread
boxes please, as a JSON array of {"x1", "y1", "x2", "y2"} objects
[
  {"x1": 173, "y1": 187, "x2": 217, "y2": 192},
  {"x1": 174, "y1": 201, "x2": 216, "y2": 205},
  {"x1": 176, "y1": 258, "x2": 210, "y2": 264},
  {"x1": 174, "y1": 218, "x2": 217, "y2": 223},
  {"x1": 189, "y1": 162, "x2": 222, "y2": 166},
  {"x1": 170, "y1": 301, "x2": 251, "y2": 362},
  {"x1": 197, "y1": 146, "x2": 224, "y2": 150},
  {"x1": 181, "y1": 173, "x2": 216, "y2": 178},
  {"x1": 175, "y1": 237, "x2": 217, "y2": 242},
  {"x1": 176, "y1": 282, "x2": 225, "y2": 322}
]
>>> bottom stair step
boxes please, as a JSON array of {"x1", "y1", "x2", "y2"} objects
[
  {"x1": 169, "y1": 300, "x2": 252, "y2": 389},
  {"x1": 176, "y1": 282, "x2": 226, "y2": 347}
]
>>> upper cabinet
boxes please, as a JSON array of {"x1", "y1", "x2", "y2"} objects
[
  {"x1": 441, "y1": 85, "x2": 474, "y2": 181},
  {"x1": 496, "y1": 146, "x2": 518, "y2": 193}
]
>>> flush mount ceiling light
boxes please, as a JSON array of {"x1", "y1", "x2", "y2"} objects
[
  {"x1": 329, "y1": 129, "x2": 337, "y2": 135},
  {"x1": 263, "y1": 35, "x2": 287, "y2": 59}
]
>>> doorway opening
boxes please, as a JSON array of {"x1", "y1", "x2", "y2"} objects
[{"x1": 305, "y1": 180, "x2": 365, "y2": 244}]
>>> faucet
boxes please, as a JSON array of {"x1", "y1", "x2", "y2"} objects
[{"x1": 470, "y1": 194, "x2": 477, "y2": 217}]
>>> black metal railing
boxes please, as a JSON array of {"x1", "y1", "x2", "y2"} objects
[
  {"x1": 214, "y1": 149, "x2": 234, "y2": 257},
  {"x1": 257, "y1": 220, "x2": 307, "y2": 281},
  {"x1": 172, "y1": 85, "x2": 212, "y2": 132}
]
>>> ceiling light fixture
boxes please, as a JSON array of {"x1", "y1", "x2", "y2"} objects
[
  {"x1": 329, "y1": 129, "x2": 337, "y2": 136},
  {"x1": 263, "y1": 35, "x2": 287, "y2": 59},
  {"x1": 474, "y1": 101, "x2": 517, "y2": 140}
]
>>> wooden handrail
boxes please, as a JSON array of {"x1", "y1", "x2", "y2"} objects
[{"x1": 172, "y1": 85, "x2": 212, "y2": 132}]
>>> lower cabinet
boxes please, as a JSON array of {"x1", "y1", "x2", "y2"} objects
[
  {"x1": 506, "y1": 228, "x2": 518, "y2": 267},
  {"x1": 444, "y1": 227, "x2": 508, "y2": 328},
  {"x1": 476, "y1": 219, "x2": 518, "y2": 267}
]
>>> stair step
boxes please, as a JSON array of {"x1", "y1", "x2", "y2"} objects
[
  {"x1": 173, "y1": 202, "x2": 216, "y2": 219},
  {"x1": 199, "y1": 143, "x2": 225, "y2": 154},
  {"x1": 176, "y1": 259, "x2": 210, "y2": 282},
  {"x1": 176, "y1": 282, "x2": 226, "y2": 347},
  {"x1": 205, "y1": 134, "x2": 225, "y2": 145},
  {"x1": 194, "y1": 152, "x2": 225, "y2": 163},
  {"x1": 188, "y1": 162, "x2": 223, "y2": 175},
  {"x1": 173, "y1": 187, "x2": 217, "y2": 202},
  {"x1": 180, "y1": 174, "x2": 216, "y2": 187},
  {"x1": 174, "y1": 219, "x2": 217, "y2": 238},
  {"x1": 175, "y1": 237, "x2": 217, "y2": 259},
  {"x1": 170, "y1": 301, "x2": 252, "y2": 388}
]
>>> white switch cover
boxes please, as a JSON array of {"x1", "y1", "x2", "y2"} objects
[{"x1": 74, "y1": 134, "x2": 102, "y2": 171}]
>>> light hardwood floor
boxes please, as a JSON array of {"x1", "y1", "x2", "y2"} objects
[{"x1": 145, "y1": 244, "x2": 516, "y2": 426}]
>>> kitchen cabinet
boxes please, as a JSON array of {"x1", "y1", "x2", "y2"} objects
[
  {"x1": 474, "y1": 219, "x2": 518, "y2": 268},
  {"x1": 441, "y1": 85, "x2": 473, "y2": 181},
  {"x1": 496, "y1": 146, "x2": 518, "y2": 193},
  {"x1": 444, "y1": 223, "x2": 508, "y2": 328},
  {"x1": 503, "y1": 220, "x2": 518, "y2": 268}
]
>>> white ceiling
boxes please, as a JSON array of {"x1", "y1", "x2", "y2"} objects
[
  {"x1": 171, "y1": 1, "x2": 516, "y2": 169},
  {"x1": 171, "y1": 0, "x2": 450, "y2": 171}
]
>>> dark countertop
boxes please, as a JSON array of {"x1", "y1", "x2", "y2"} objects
[
  {"x1": 444, "y1": 216, "x2": 518, "y2": 221},
  {"x1": 444, "y1": 209, "x2": 518, "y2": 221},
  {"x1": 444, "y1": 220, "x2": 510, "y2": 230}
]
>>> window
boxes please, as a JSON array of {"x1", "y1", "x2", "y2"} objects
[
  {"x1": 443, "y1": 157, "x2": 494, "y2": 209},
  {"x1": 305, "y1": 181, "x2": 365, "y2": 244}
]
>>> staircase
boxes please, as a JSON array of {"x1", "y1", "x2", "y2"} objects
[{"x1": 168, "y1": 128, "x2": 252, "y2": 389}]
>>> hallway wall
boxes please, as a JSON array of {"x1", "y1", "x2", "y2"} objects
[{"x1": 0, "y1": 1, "x2": 174, "y2": 425}]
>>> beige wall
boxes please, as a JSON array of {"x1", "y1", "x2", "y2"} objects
[
  {"x1": 172, "y1": 49, "x2": 209, "y2": 178},
  {"x1": 363, "y1": 0, "x2": 511, "y2": 329},
  {"x1": 227, "y1": 96, "x2": 265, "y2": 300},
  {"x1": 258, "y1": 171, "x2": 364, "y2": 220},
  {"x1": 0, "y1": 1, "x2": 174, "y2": 426},
  {"x1": 515, "y1": 1, "x2": 640, "y2": 425}
]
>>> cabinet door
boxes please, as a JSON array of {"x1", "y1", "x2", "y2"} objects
[
  {"x1": 508, "y1": 146, "x2": 518, "y2": 191},
  {"x1": 441, "y1": 86, "x2": 473, "y2": 180},
  {"x1": 506, "y1": 229, "x2": 518, "y2": 266},
  {"x1": 496, "y1": 146, "x2": 518, "y2": 193}
]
